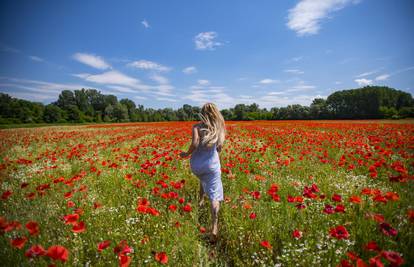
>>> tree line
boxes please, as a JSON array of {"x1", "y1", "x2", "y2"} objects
[{"x1": 0, "y1": 86, "x2": 413, "y2": 124}]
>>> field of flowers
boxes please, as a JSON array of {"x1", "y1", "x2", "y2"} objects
[{"x1": 0, "y1": 120, "x2": 413, "y2": 266}]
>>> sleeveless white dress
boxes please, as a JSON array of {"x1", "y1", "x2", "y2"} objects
[{"x1": 190, "y1": 137, "x2": 224, "y2": 201}]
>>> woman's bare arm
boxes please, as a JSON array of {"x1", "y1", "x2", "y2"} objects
[{"x1": 180, "y1": 125, "x2": 199, "y2": 157}]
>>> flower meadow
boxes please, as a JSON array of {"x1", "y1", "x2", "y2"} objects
[{"x1": 0, "y1": 120, "x2": 413, "y2": 266}]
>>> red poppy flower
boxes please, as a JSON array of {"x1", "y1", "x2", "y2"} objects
[
  {"x1": 113, "y1": 240, "x2": 133, "y2": 256},
  {"x1": 182, "y1": 204, "x2": 192, "y2": 212},
  {"x1": 371, "y1": 213, "x2": 384, "y2": 223},
  {"x1": 249, "y1": 212, "x2": 257, "y2": 219},
  {"x1": 72, "y1": 221, "x2": 86, "y2": 233},
  {"x1": 64, "y1": 191, "x2": 73, "y2": 199},
  {"x1": 369, "y1": 255, "x2": 384, "y2": 267},
  {"x1": 332, "y1": 194, "x2": 342, "y2": 202},
  {"x1": 10, "y1": 236, "x2": 28, "y2": 249},
  {"x1": 379, "y1": 223, "x2": 397, "y2": 236},
  {"x1": 364, "y1": 241, "x2": 380, "y2": 252},
  {"x1": 63, "y1": 214, "x2": 79, "y2": 225},
  {"x1": 25, "y1": 244, "x2": 46, "y2": 258},
  {"x1": 408, "y1": 209, "x2": 414, "y2": 223},
  {"x1": 323, "y1": 204, "x2": 335, "y2": 214},
  {"x1": 335, "y1": 204, "x2": 346, "y2": 213},
  {"x1": 329, "y1": 225, "x2": 349, "y2": 239},
  {"x1": 94, "y1": 202, "x2": 102, "y2": 209},
  {"x1": 381, "y1": 251, "x2": 404, "y2": 266},
  {"x1": 292, "y1": 229, "x2": 302, "y2": 239},
  {"x1": 1, "y1": 190, "x2": 12, "y2": 200},
  {"x1": 98, "y1": 240, "x2": 111, "y2": 252},
  {"x1": 25, "y1": 221, "x2": 40, "y2": 236},
  {"x1": 155, "y1": 251, "x2": 168, "y2": 264},
  {"x1": 339, "y1": 259, "x2": 353, "y2": 267},
  {"x1": 119, "y1": 254, "x2": 131, "y2": 267},
  {"x1": 251, "y1": 191, "x2": 261, "y2": 199},
  {"x1": 46, "y1": 245, "x2": 69, "y2": 262},
  {"x1": 260, "y1": 240, "x2": 272, "y2": 249},
  {"x1": 168, "y1": 204, "x2": 177, "y2": 212},
  {"x1": 349, "y1": 196, "x2": 361, "y2": 204}
]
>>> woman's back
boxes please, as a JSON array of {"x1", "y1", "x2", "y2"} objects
[{"x1": 190, "y1": 124, "x2": 220, "y2": 175}]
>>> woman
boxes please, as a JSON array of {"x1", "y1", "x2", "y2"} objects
[{"x1": 180, "y1": 103, "x2": 225, "y2": 242}]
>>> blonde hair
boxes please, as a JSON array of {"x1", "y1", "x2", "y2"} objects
[{"x1": 198, "y1": 103, "x2": 226, "y2": 147}]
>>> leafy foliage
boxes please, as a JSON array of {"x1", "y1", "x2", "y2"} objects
[{"x1": 0, "y1": 86, "x2": 413, "y2": 124}]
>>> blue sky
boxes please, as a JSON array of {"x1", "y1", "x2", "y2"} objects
[{"x1": 0, "y1": 0, "x2": 413, "y2": 109}]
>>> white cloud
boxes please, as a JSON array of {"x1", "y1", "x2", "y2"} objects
[
  {"x1": 354, "y1": 78, "x2": 372, "y2": 86},
  {"x1": 72, "y1": 53, "x2": 111, "y2": 70},
  {"x1": 194, "y1": 32, "x2": 222, "y2": 50},
  {"x1": 29, "y1": 56, "x2": 44, "y2": 62},
  {"x1": 375, "y1": 74, "x2": 390, "y2": 81},
  {"x1": 127, "y1": 60, "x2": 171, "y2": 72},
  {"x1": 0, "y1": 77, "x2": 90, "y2": 102},
  {"x1": 284, "y1": 69, "x2": 304, "y2": 74},
  {"x1": 355, "y1": 69, "x2": 380, "y2": 78},
  {"x1": 259, "y1": 79, "x2": 280, "y2": 84},
  {"x1": 182, "y1": 66, "x2": 197, "y2": 74},
  {"x1": 141, "y1": 19, "x2": 150, "y2": 28},
  {"x1": 259, "y1": 94, "x2": 326, "y2": 108},
  {"x1": 150, "y1": 74, "x2": 169, "y2": 84},
  {"x1": 197, "y1": 79, "x2": 210, "y2": 86},
  {"x1": 106, "y1": 85, "x2": 136, "y2": 93},
  {"x1": 285, "y1": 81, "x2": 316, "y2": 92},
  {"x1": 287, "y1": 0, "x2": 360, "y2": 36},
  {"x1": 268, "y1": 91, "x2": 285, "y2": 95},
  {"x1": 74, "y1": 70, "x2": 151, "y2": 91},
  {"x1": 286, "y1": 56, "x2": 303, "y2": 63},
  {"x1": 156, "y1": 97, "x2": 176, "y2": 102},
  {"x1": 134, "y1": 95, "x2": 148, "y2": 100}
]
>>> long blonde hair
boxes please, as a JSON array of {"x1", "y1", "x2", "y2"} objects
[{"x1": 198, "y1": 103, "x2": 226, "y2": 147}]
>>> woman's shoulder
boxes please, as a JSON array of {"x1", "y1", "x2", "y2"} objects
[{"x1": 192, "y1": 122, "x2": 204, "y2": 129}]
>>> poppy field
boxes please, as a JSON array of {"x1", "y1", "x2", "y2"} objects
[{"x1": 0, "y1": 120, "x2": 413, "y2": 266}]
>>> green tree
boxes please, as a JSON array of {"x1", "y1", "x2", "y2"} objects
[{"x1": 43, "y1": 104, "x2": 64, "y2": 123}]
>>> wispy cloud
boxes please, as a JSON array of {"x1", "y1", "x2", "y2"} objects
[
  {"x1": 354, "y1": 78, "x2": 372, "y2": 86},
  {"x1": 285, "y1": 81, "x2": 316, "y2": 92},
  {"x1": 127, "y1": 60, "x2": 171, "y2": 72},
  {"x1": 259, "y1": 93, "x2": 326, "y2": 107},
  {"x1": 74, "y1": 70, "x2": 151, "y2": 91},
  {"x1": 0, "y1": 43, "x2": 20, "y2": 53},
  {"x1": 287, "y1": 0, "x2": 360, "y2": 36},
  {"x1": 0, "y1": 77, "x2": 90, "y2": 102},
  {"x1": 194, "y1": 32, "x2": 222, "y2": 50},
  {"x1": 284, "y1": 69, "x2": 304, "y2": 75},
  {"x1": 355, "y1": 69, "x2": 379, "y2": 78},
  {"x1": 141, "y1": 19, "x2": 150, "y2": 29},
  {"x1": 156, "y1": 97, "x2": 176, "y2": 102},
  {"x1": 197, "y1": 79, "x2": 210, "y2": 86},
  {"x1": 150, "y1": 74, "x2": 169, "y2": 85},
  {"x1": 285, "y1": 56, "x2": 303, "y2": 63},
  {"x1": 182, "y1": 66, "x2": 197, "y2": 74},
  {"x1": 375, "y1": 74, "x2": 390, "y2": 81},
  {"x1": 259, "y1": 79, "x2": 280, "y2": 84},
  {"x1": 72, "y1": 53, "x2": 111, "y2": 70},
  {"x1": 29, "y1": 56, "x2": 44, "y2": 62},
  {"x1": 134, "y1": 95, "x2": 148, "y2": 100}
]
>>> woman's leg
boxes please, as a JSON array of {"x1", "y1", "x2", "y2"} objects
[
  {"x1": 210, "y1": 200, "x2": 220, "y2": 237},
  {"x1": 199, "y1": 182, "x2": 205, "y2": 207}
]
